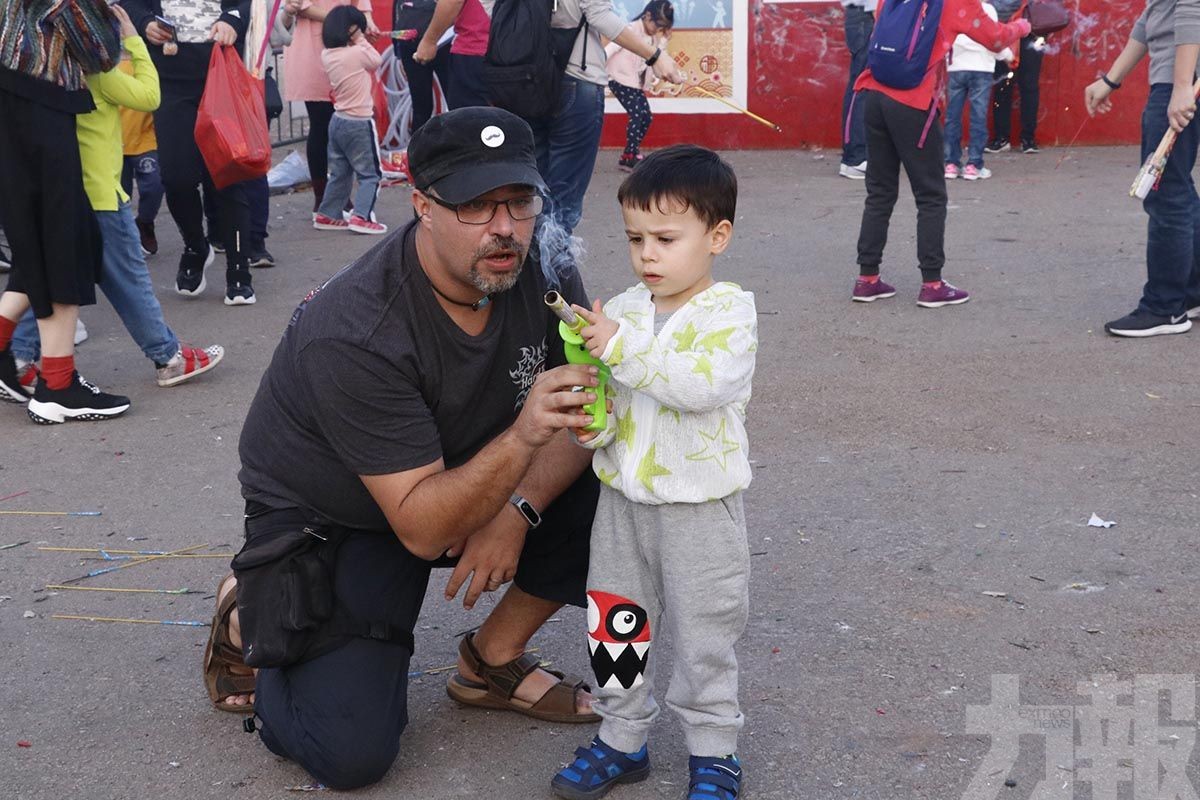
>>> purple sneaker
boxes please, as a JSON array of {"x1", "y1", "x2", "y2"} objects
[
  {"x1": 917, "y1": 280, "x2": 970, "y2": 308},
  {"x1": 852, "y1": 278, "x2": 896, "y2": 303}
]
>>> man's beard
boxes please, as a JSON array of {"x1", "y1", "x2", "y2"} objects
[{"x1": 467, "y1": 235, "x2": 526, "y2": 295}]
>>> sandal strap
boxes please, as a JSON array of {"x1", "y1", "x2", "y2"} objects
[
  {"x1": 458, "y1": 633, "x2": 541, "y2": 702},
  {"x1": 688, "y1": 756, "x2": 742, "y2": 799}
]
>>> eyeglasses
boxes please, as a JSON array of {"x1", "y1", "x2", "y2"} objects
[{"x1": 428, "y1": 194, "x2": 544, "y2": 225}]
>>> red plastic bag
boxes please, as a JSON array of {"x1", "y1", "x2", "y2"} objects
[{"x1": 196, "y1": 45, "x2": 272, "y2": 190}]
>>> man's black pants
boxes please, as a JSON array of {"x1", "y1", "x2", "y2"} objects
[
  {"x1": 856, "y1": 90, "x2": 947, "y2": 282},
  {"x1": 992, "y1": 36, "x2": 1043, "y2": 146},
  {"x1": 251, "y1": 471, "x2": 599, "y2": 789}
]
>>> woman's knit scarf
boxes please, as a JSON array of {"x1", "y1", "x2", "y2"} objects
[{"x1": 0, "y1": 0, "x2": 121, "y2": 90}]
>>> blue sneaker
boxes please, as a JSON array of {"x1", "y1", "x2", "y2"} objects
[
  {"x1": 688, "y1": 754, "x2": 743, "y2": 800},
  {"x1": 551, "y1": 737, "x2": 650, "y2": 800}
]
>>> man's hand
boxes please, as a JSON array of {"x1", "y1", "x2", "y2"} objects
[
  {"x1": 111, "y1": 4, "x2": 137, "y2": 39},
  {"x1": 573, "y1": 396, "x2": 613, "y2": 443},
  {"x1": 571, "y1": 300, "x2": 619, "y2": 359},
  {"x1": 443, "y1": 509, "x2": 526, "y2": 609},
  {"x1": 1168, "y1": 81, "x2": 1198, "y2": 133},
  {"x1": 652, "y1": 53, "x2": 683, "y2": 84},
  {"x1": 1084, "y1": 80, "x2": 1114, "y2": 116},
  {"x1": 1011, "y1": 18, "x2": 1031, "y2": 41},
  {"x1": 210, "y1": 20, "x2": 237, "y2": 46},
  {"x1": 511, "y1": 363, "x2": 600, "y2": 448},
  {"x1": 145, "y1": 21, "x2": 172, "y2": 45},
  {"x1": 414, "y1": 37, "x2": 437, "y2": 64}
]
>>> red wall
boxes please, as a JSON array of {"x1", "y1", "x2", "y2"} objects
[{"x1": 601, "y1": 0, "x2": 1148, "y2": 150}]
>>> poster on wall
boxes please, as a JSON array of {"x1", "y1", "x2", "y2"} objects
[{"x1": 604, "y1": 0, "x2": 746, "y2": 115}]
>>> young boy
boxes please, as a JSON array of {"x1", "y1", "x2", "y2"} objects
[
  {"x1": 944, "y1": 1, "x2": 1013, "y2": 181},
  {"x1": 851, "y1": 0, "x2": 1028, "y2": 307},
  {"x1": 551, "y1": 144, "x2": 756, "y2": 800},
  {"x1": 1085, "y1": 1, "x2": 1200, "y2": 337}
]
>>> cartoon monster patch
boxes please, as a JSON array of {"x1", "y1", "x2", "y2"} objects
[{"x1": 587, "y1": 590, "x2": 650, "y2": 690}]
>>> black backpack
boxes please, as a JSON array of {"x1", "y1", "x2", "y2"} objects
[{"x1": 483, "y1": 0, "x2": 588, "y2": 120}]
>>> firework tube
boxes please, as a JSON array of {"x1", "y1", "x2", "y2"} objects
[{"x1": 545, "y1": 291, "x2": 609, "y2": 432}]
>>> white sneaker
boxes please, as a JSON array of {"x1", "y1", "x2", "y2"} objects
[
  {"x1": 1187, "y1": 305, "x2": 1200, "y2": 320},
  {"x1": 74, "y1": 319, "x2": 88, "y2": 345},
  {"x1": 839, "y1": 161, "x2": 867, "y2": 180},
  {"x1": 963, "y1": 165, "x2": 992, "y2": 181}
]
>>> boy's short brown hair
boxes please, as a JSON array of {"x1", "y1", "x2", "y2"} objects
[{"x1": 617, "y1": 144, "x2": 737, "y2": 230}]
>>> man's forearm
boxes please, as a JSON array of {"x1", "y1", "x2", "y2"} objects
[
  {"x1": 419, "y1": 0, "x2": 467, "y2": 49},
  {"x1": 613, "y1": 27, "x2": 656, "y2": 60},
  {"x1": 396, "y1": 429, "x2": 537, "y2": 558},
  {"x1": 515, "y1": 429, "x2": 593, "y2": 512}
]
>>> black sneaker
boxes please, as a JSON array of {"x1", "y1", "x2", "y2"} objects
[
  {"x1": 207, "y1": 234, "x2": 226, "y2": 254},
  {"x1": 984, "y1": 139, "x2": 1011, "y2": 153},
  {"x1": 1104, "y1": 309, "x2": 1192, "y2": 338},
  {"x1": 248, "y1": 244, "x2": 275, "y2": 268},
  {"x1": 1022, "y1": 140, "x2": 1040, "y2": 154},
  {"x1": 27, "y1": 371, "x2": 130, "y2": 424},
  {"x1": 224, "y1": 269, "x2": 256, "y2": 306},
  {"x1": 0, "y1": 349, "x2": 27, "y2": 403},
  {"x1": 136, "y1": 219, "x2": 158, "y2": 255},
  {"x1": 176, "y1": 245, "x2": 213, "y2": 297}
]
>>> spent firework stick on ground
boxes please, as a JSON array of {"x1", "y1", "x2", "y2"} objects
[
  {"x1": 57, "y1": 543, "x2": 209, "y2": 585},
  {"x1": 1131, "y1": 76, "x2": 1200, "y2": 199},
  {"x1": 51, "y1": 614, "x2": 209, "y2": 627},
  {"x1": 0, "y1": 510, "x2": 101, "y2": 516}
]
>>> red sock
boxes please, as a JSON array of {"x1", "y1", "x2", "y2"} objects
[
  {"x1": 922, "y1": 280, "x2": 942, "y2": 288},
  {"x1": 0, "y1": 315, "x2": 16, "y2": 352},
  {"x1": 858, "y1": 275, "x2": 880, "y2": 284},
  {"x1": 41, "y1": 355, "x2": 75, "y2": 391}
]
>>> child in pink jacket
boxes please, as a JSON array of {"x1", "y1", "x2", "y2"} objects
[
  {"x1": 605, "y1": 1, "x2": 673, "y2": 171},
  {"x1": 313, "y1": 5, "x2": 386, "y2": 235}
]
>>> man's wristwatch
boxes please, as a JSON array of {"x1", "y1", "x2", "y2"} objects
[
  {"x1": 509, "y1": 494, "x2": 542, "y2": 529},
  {"x1": 645, "y1": 47, "x2": 661, "y2": 67}
]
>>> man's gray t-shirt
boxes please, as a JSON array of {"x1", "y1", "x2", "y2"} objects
[{"x1": 237, "y1": 220, "x2": 589, "y2": 532}]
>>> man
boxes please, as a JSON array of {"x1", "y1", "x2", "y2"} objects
[
  {"x1": 206, "y1": 107, "x2": 604, "y2": 790},
  {"x1": 986, "y1": 0, "x2": 1044, "y2": 155},
  {"x1": 839, "y1": 0, "x2": 875, "y2": 180}
]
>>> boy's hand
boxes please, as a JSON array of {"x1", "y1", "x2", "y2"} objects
[
  {"x1": 1084, "y1": 80, "x2": 1113, "y2": 116},
  {"x1": 572, "y1": 300, "x2": 620, "y2": 359},
  {"x1": 1168, "y1": 82, "x2": 1198, "y2": 133}
]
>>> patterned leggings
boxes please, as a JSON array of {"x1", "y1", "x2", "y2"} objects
[{"x1": 609, "y1": 81, "x2": 652, "y2": 155}]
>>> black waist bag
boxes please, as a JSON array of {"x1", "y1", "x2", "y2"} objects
[{"x1": 232, "y1": 521, "x2": 413, "y2": 669}]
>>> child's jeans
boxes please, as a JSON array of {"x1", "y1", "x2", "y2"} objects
[
  {"x1": 1139, "y1": 83, "x2": 1200, "y2": 317},
  {"x1": 317, "y1": 114, "x2": 381, "y2": 222},
  {"x1": 120, "y1": 150, "x2": 164, "y2": 225},
  {"x1": 945, "y1": 71, "x2": 992, "y2": 168},
  {"x1": 12, "y1": 202, "x2": 179, "y2": 365}
]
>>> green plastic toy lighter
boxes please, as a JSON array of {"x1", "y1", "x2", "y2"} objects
[{"x1": 544, "y1": 291, "x2": 610, "y2": 432}]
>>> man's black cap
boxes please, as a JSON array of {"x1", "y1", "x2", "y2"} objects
[{"x1": 408, "y1": 107, "x2": 545, "y2": 204}]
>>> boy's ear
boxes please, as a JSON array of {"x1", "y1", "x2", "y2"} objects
[{"x1": 708, "y1": 219, "x2": 734, "y2": 255}]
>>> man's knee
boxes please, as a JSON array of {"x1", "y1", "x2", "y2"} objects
[{"x1": 307, "y1": 734, "x2": 403, "y2": 790}]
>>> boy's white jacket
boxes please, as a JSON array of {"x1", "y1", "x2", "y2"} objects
[{"x1": 583, "y1": 281, "x2": 757, "y2": 505}]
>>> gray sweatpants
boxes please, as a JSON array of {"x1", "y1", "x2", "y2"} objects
[{"x1": 586, "y1": 484, "x2": 750, "y2": 757}]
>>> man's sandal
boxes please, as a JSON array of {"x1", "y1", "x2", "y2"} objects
[
  {"x1": 445, "y1": 632, "x2": 601, "y2": 723},
  {"x1": 688, "y1": 755, "x2": 744, "y2": 800},
  {"x1": 202, "y1": 574, "x2": 256, "y2": 713},
  {"x1": 550, "y1": 737, "x2": 650, "y2": 800}
]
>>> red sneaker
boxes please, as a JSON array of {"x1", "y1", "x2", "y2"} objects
[{"x1": 348, "y1": 215, "x2": 387, "y2": 235}]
